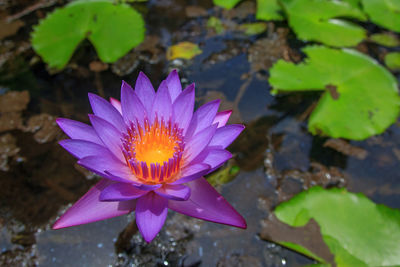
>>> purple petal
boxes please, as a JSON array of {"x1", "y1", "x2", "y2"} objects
[
  {"x1": 165, "y1": 69, "x2": 182, "y2": 102},
  {"x1": 88, "y1": 93, "x2": 126, "y2": 130},
  {"x1": 78, "y1": 155, "x2": 133, "y2": 184},
  {"x1": 183, "y1": 124, "x2": 218, "y2": 164},
  {"x1": 89, "y1": 115, "x2": 124, "y2": 162},
  {"x1": 136, "y1": 192, "x2": 168, "y2": 242},
  {"x1": 168, "y1": 177, "x2": 246, "y2": 229},
  {"x1": 150, "y1": 80, "x2": 173, "y2": 122},
  {"x1": 191, "y1": 148, "x2": 232, "y2": 171},
  {"x1": 59, "y1": 139, "x2": 109, "y2": 159},
  {"x1": 53, "y1": 179, "x2": 135, "y2": 229},
  {"x1": 100, "y1": 182, "x2": 147, "y2": 201},
  {"x1": 171, "y1": 163, "x2": 210, "y2": 184},
  {"x1": 185, "y1": 100, "x2": 220, "y2": 138},
  {"x1": 209, "y1": 124, "x2": 245, "y2": 149},
  {"x1": 121, "y1": 81, "x2": 146, "y2": 126},
  {"x1": 155, "y1": 184, "x2": 190, "y2": 201},
  {"x1": 56, "y1": 118, "x2": 102, "y2": 145},
  {"x1": 172, "y1": 83, "x2": 195, "y2": 131},
  {"x1": 109, "y1": 97, "x2": 122, "y2": 114},
  {"x1": 213, "y1": 110, "x2": 232, "y2": 128},
  {"x1": 135, "y1": 72, "x2": 155, "y2": 115}
]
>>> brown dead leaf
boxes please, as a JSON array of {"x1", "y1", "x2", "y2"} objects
[
  {"x1": 0, "y1": 90, "x2": 30, "y2": 113},
  {"x1": 89, "y1": 61, "x2": 108, "y2": 72},
  {"x1": 24, "y1": 114, "x2": 62, "y2": 143},
  {"x1": 323, "y1": 139, "x2": 368, "y2": 160},
  {"x1": 260, "y1": 213, "x2": 335, "y2": 266},
  {"x1": 0, "y1": 87, "x2": 29, "y2": 133},
  {"x1": 0, "y1": 19, "x2": 24, "y2": 40},
  {"x1": 185, "y1": 6, "x2": 207, "y2": 18},
  {"x1": 222, "y1": 1, "x2": 256, "y2": 20},
  {"x1": 0, "y1": 112, "x2": 23, "y2": 132},
  {"x1": 0, "y1": 133, "x2": 20, "y2": 171},
  {"x1": 326, "y1": 84, "x2": 339, "y2": 100}
]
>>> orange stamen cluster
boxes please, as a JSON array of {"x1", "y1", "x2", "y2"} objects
[{"x1": 122, "y1": 117, "x2": 184, "y2": 184}]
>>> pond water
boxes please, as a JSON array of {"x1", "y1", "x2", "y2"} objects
[{"x1": 1, "y1": 0, "x2": 399, "y2": 266}]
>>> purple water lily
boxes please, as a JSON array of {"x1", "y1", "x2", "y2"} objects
[{"x1": 53, "y1": 70, "x2": 246, "y2": 242}]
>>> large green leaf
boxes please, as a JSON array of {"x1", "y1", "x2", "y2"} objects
[
  {"x1": 280, "y1": 0, "x2": 367, "y2": 47},
  {"x1": 274, "y1": 186, "x2": 400, "y2": 266},
  {"x1": 213, "y1": 0, "x2": 242, "y2": 9},
  {"x1": 31, "y1": 0, "x2": 145, "y2": 69},
  {"x1": 256, "y1": 0, "x2": 284, "y2": 21},
  {"x1": 269, "y1": 45, "x2": 400, "y2": 140},
  {"x1": 361, "y1": 0, "x2": 400, "y2": 32}
]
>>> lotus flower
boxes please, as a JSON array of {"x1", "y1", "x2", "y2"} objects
[{"x1": 53, "y1": 70, "x2": 246, "y2": 242}]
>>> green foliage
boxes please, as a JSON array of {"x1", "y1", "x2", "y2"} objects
[
  {"x1": 213, "y1": 0, "x2": 241, "y2": 9},
  {"x1": 238, "y1": 22, "x2": 268, "y2": 35},
  {"x1": 269, "y1": 46, "x2": 400, "y2": 140},
  {"x1": 362, "y1": 0, "x2": 400, "y2": 32},
  {"x1": 31, "y1": 0, "x2": 145, "y2": 69},
  {"x1": 207, "y1": 165, "x2": 240, "y2": 187},
  {"x1": 256, "y1": 0, "x2": 284, "y2": 21},
  {"x1": 369, "y1": 33, "x2": 400, "y2": 47},
  {"x1": 274, "y1": 186, "x2": 400, "y2": 266},
  {"x1": 207, "y1": 17, "x2": 224, "y2": 34},
  {"x1": 385, "y1": 52, "x2": 400, "y2": 72},
  {"x1": 280, "y1": 0, "x2": 367, "y2": 47}
]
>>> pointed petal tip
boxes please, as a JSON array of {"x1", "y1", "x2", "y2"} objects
[
  {"x1": 87, "y1": 93, "x2": 100, "y2": 105},
  {"x1": 186, "y1": 83, "x2": 195, "y2": 90},
  {"x1": 87, "y1": 92, "x2": 96, "y2": 98},
  {"x1": 121, "y1": 80, "x2": 133, "y2": 89},
  {"x1": 169, "y1": 177, "x2": 247, "y2": 230},
  {"x1": 52, "y1": 221, "x2": 62, "y2": 230},
  {"x1": 209, "y1": 99, "x2": 221, "y2": 105},
  {"x1": 138, "y1": 71, "x2": 148, "y2": 80},
  {"x1": 55, "y1": 117, "x2": 69, "y2": 128},
  {"x1": 136, "y1": 193, "x2": 168, "y2": 243}
]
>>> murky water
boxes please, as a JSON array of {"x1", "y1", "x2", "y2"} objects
[{"x1": 1, "y1": 0, "x2": 399, "y2": 266}]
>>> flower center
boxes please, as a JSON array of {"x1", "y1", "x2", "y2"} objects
[{"x1": 122, "y1": 117, "x2": 184, "y2": 184}]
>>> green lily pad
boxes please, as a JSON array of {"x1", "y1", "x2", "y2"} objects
[
  {"x1": 341, "y1": 0, "x2": 362, "y2": 8},
  {"x1": 238, "y1": 22, "x2": 268, "y2": 35},
  {"x1": 280, "y1": 0, "x2": 367, "y2": 47},
  {"x1": 361, "y1": 0, "x2": 400, "y2": 32},
  {"x1": 256, "y1": 0, "x2": 284, "y2": 21},
  {"x1": 31, "y1": 0, "x2": 145, "y2": 69},
  {"x1": 385, "y1": 52, "x2": 400, "y2": 72},
  {"x1": 269, "y1": 45, "x2": 400, "y2": 140},
  {"x1": 213, "y1": 0, "x2": 241, "y2": 9},
  {"x1": 370, "y1": 33, "x2": 400, "y2": 47},
  {"x1": 272, "y1": 186, "x2": 400, "y2": 266}
]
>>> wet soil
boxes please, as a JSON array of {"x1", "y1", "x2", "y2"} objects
[{"x1": 0, "y1": 0, "x2": 399, "y2": 266}]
